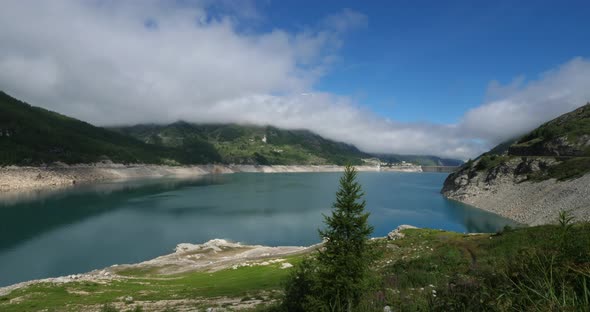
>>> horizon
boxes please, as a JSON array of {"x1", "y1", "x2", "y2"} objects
[{"x1": 1, "y1": 1, "x2": 590, "y2": 159}]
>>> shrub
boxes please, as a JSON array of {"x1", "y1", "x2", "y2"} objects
[{"x1": 100, "y1": 304, "x2": 119, "y2": 312}]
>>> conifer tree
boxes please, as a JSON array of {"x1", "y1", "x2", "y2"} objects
[{"x1": 317, "y1": 164, "x2": 374, "y2": 311}]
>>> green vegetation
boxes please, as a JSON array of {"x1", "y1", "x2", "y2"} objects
[
  {"x1": 376, "y1": 221, "x2": 590, "y2": 311},
  {"x1": 474, "y1": 154, "x2": 510, "y2": 171},
  {"x1": 517, "y1": 103, "x2": 590, "y2": 146},
  {"x1": 0, "y1": 91, "x2": 367, "y2": 166},
  {"x1": 2, "y1": 222, "x2": 589, "y2": 311},
  {"x1": 315, "y1": 165, "x2": 375, "y2": 310},
  {"x1": 281, "y1": 165, "x2": 377, "y2": 311},
  {"x1": 0, "y1": 259, "x2": 297, "y2": 312},
  {"x1": 462, "y1": 103, "x2": 590, "y2": 181},
  {"x1": 0, "y1": 91, "x2": 464, "y2": 166},
  {"x1": 0, "y1": 91, "x2": 219, "y2": 166},
  {"x1": 114, "y1": 123, "x2": 369, "y2": 165},
  {"x1": 281, "y1": 219, "x2": 590, "y2": 311},
  {"x1": 529, "y1": 157, "x2": 590, "y2": 181},
  {"x1": 484, "y1": 138, "x2": 518, "y2": 156},
  {"x1": 511, "y1": 103, "x2": 590, "y2": 156}
]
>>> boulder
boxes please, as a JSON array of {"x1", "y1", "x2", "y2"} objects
[
  {"x1": 280, "y1": 262, "x2": 293, "y2": 269},
  {"x1": 387, "y1": 225, "x2": 418, "y2": 240}
]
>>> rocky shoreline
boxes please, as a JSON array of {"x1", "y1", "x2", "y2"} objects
[
  {"x1": 0, "y1": 225, "x2": 417, "y2": 297},
  {"x1": 442, "y1": 158, "x2": 590, "y2": 225},
  {"x1": 0, "y1": 238, "x2": 318, "y2": 297},
  {"x1": 0, "y1": 163, "x2": 394, "y2": 193}
]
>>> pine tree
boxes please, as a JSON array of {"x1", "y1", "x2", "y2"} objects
[{"x1": 317, "y1": 164, "x2": 374, "y2": 311}]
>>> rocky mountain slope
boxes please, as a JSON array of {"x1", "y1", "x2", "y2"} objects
[{"x1": 442, "y1": 103, "x2": 590, "y2": 225}]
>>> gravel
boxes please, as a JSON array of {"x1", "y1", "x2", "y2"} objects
[{"x1": 443, "y1": 158, "x2": 590, "y2": 225}]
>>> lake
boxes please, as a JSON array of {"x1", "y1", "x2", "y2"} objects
[{"x1": 0, "y1": 171, "x2": 515, "y2": 286}]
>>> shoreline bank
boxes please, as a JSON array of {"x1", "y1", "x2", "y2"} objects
[
  {"x1": 443, "y1": 173, "x2": 590, "y2": 225},
  {"x1": 0, "y1": 238, "x2": 322, "y2": 296},
  {"x1": 0, "y1": 163, "x2": 422, "y2": 193},
  {"x1": 0, "y1": 225, "x2": 419, "y2": 296}
]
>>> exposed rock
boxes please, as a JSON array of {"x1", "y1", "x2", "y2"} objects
[
  {"x1": 175, "y1": 239, "x2": 243, "y2": 253},
  {"x1": 442, "y1": 103, "x2": 590, "y2": 225},
  {"x1": 387, "y1": 225, "x2": 418, "y2": 240},
  {"x1": 280, "y1": 262, "x2": 293, "y2": 269},
  {"x1": 0, "y1": 164, "x2": 381, "y2": 193},
  {"x1": 442, "y1": 155, "x2": 590, "y2": 225}
]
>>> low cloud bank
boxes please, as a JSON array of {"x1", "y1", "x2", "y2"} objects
[{"x1": 0, "y1": 1, "x2": 588, "y2": 159}]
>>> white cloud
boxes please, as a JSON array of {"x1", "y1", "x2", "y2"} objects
[
  {"x1": 460, "y1": 57, "x2": 590, "y2": 144},
  {"x1": 0, "y1": 1, "x2": 589, "y2": 160}
]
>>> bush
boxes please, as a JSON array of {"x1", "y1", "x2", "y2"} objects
[
  {"x1": 100, "y1": 304, "x2": 119, "y2": 312},
  {"x1": 281, "y1": 259, "x2": 324, "y2": 312},
  {"x1": 475, "y1": 155, "x2": 509, "y2": 171},
  {"x1": 433, "y1": 217, "x2": 590, "y2": 311}
]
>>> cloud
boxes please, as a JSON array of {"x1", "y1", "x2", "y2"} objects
[
  {"x1": 460, "y1": 57, "x2": 590, "y2": 144},
  {"x1": 0, "y1": 1, "x2": 363, "y2": 120},
  {"x1": 0, "y1": 1, "x2": 588, "y2": 160}
]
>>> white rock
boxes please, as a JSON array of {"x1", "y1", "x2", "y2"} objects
[
  {"x1": 387, "y1": 224, "x2": 418, "y2": 240},
  {"x1": 280, "y1": 262, "x2": 293, "y2": 269}
]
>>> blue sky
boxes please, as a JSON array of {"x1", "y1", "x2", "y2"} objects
[
  {"x1": 1, "y1": 0, "x2": 590, "y2": 158},
  {"x1": 259, "y1": 0, "x2": 590, "y2": 123}
]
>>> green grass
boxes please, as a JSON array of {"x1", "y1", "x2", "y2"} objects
[
  {"x1": 373, "y1": 223, "x2": 590, "y2": 311},
  {"x1": 0, "y1": 259, "x2": 301, "y2": 312},
  {"x1": 3, "y1": 224, "x2": 590, "y2": 311}
]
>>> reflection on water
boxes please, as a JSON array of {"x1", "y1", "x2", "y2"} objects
[{"x1": 0, "y1": 172, "x2": 515, "y2": 286}]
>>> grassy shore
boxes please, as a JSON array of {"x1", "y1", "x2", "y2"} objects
[
  {"x1": 1, "y1": 222, "x2": 589, "y2": 311},
  {"x1": 0, "y1": 257, "x2": 303, "y2": 312}
]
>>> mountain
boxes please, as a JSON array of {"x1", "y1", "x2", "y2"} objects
[
  {"x1": 0, "y1": 91, "x2": 216, "y2": 166},
  {"x1": 442, "y1": 103, "x2": 590, "y2": 225},
  {"x1": 0, "y1": 91, "x2": 368, "y2": 166},
  {"x1": 0, "y1": 90, "x2": 461, "y2": 167},
  {"x1": 112, "y1": 122, "x2": 369, "y2": 165}
]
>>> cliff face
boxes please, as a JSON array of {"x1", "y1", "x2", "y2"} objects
[{"x1": 442, "y1": 103, "x2": 590, "y2": 225}]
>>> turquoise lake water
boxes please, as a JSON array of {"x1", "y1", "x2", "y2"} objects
[{"x1": 0, "y1": 172, "x2": 515, "y2": 286}]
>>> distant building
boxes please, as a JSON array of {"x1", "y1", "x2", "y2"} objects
[{"x1": 262, "y1": 135, "x2": 267, "y2": 143}]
